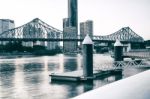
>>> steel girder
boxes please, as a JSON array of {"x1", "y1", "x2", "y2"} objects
[
  {"x1": 0, "y1": 18, "x2": 62, "y2": 40},
  {"x1": 93, "y1": 27, "x2": 144, "y2": 42},
  {"x1": 0, "y1": 18, "x2": 144, "y2": 43}
]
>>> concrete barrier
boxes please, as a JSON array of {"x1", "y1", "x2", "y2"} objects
[{"x1": 73, "y1": 70, "x2": 150, "y2": 99}]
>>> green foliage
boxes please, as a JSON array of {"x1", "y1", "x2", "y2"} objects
[
  {"x1": 145, "y1": 40, "x2": 150, "y2": 46},
  {"x1": 0, "y1": 42, "x2": 62, "y2": 56},
  {"x1": 2, "y1": 41, "x2": 23, "y2": 52},
  {"x1": 33, "y1": 45, "x2": 46, "y2": 51},
  {"x1": 131, "y1": 43, "x2": 145, "y2": 49},
  {"x1": 94, "y1": 46, "x2": 109, "y2": 53}
]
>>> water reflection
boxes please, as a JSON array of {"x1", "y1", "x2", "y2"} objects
[
  {"x1": 0, "y1": 63, "x2": 15, "y2": 87},
  {"x1": 0, "y1": 71, "x2": 15, "y2": 88},
  {"x1": 115, "y1": 73, "x2": 123, "y2": 80},
  {"x1": 0, "y1": 63, "x2": 15, "y2": 72},
  {"x1": 64, "y1": 58, "x2": 78, "y2": 72},
  {"x1": 83, "y1": 80, "x2": 94, "y2": 92},
  {"x1": 0, "y1": 54, "x2": 149, "y2": 99},
  {"x1": 0, "y1": 64, "x2": 15, "y2": 99},
  {"x1": 23, "y1": 63, "x2": 43, "y2": 72}
]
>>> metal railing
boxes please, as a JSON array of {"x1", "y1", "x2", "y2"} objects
[{"x1": 94, "y1": 59, "x2": 150, "y2": 71}]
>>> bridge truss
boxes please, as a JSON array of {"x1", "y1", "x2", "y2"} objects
[{"x1": 0, "y1": 18, "x2": 144, "y2": 43}]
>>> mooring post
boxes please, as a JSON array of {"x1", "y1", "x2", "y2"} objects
[
  {"x1": 114, "y1": 39, "x2": 123, "y2": 73},
  {"x1": 82, "y1": 34, "x2": 93, "y2": 80},
  {"x1": 114, "y1": 39, "x2": 123, "y2": 61}
]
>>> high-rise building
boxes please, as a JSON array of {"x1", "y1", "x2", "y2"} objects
[
  {"x1": 63, "y1": 27, "x2": 77, "y2": 52},
  {"x1": 47, "y1": 32, "x2": 60, "y2": 50},
  {"x1": 80, "y1": 22, "x2": 86, "y2": 38},
  {"x1": 63, "y1": 0, "x2": 78, "y2": 53},
  {"x1": 68, "y1": 0, "x2": 78, "y2": 27},
  {"x1": 80, "y1": 20, "x2": 93, "y2": 38},
  {"x1": 80, "y1": 20, "x2": 93, "y2": 47},
  {"x1": 63, "y1": 18, "x2": 70, "y2": 28},
  {"x1": 0, "y1": 19, "x2": 15, "y2": 45},
  {"x1": 0, "y1": 19, "x2": 15, "y2": 34}
]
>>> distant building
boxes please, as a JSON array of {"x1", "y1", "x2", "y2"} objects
[
  {"x1": 62, "y1": 0, "x2": 78, "y2": 53},
  {"x1": 80, "y1": 20, "x2": 93, "y2": 47},
  {"x1": 0, "y1": 19, "x2": 15, "y2": 34},
  {"x1": 47, "y1": 32, "x2": 60, "y2": 50},
  {"x1": 0, "y1": 19, "x2": 15, "y2": 45},
  {"x1": 63, "y1": 18, "x2": 70, "y2": 28},
  {"x1": 68, "y1": 0, "x2": 78, "y2": 28},
  {"x1": 63, "y1": 27, "x2": 77, "y2": 52},
  {"x1": 80, "y1": 20, "x2": 93, "y2": 38}
]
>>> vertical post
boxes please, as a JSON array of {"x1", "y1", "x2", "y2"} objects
[
  {"x1": 82, "y1": 35, "x2": 93, "y2": 80},
  {"x1": 114, "y1": 40, "x2": 123, "y2": 74},
  {"x1": 114, "y1": 40, "x2": 123, "y2": 61}
]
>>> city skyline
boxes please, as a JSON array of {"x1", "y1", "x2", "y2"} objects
[{"x1": 0, "y1": 0, "x2": 150, "y2": 40}]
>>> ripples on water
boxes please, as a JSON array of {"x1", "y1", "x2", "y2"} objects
[{"x1": 0, "y1": 54, "x2": 148, "y2": 99}]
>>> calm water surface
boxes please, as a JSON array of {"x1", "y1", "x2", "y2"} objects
[{"x1": 0, "y1": 54, "x2": 148, "y2": 99}]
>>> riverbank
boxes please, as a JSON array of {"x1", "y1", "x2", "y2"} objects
[
  {"x1": 0, "y1": 51, "x2": 59, "y2": 59},
  {"x1": 0, "y1": 52, "x2": 34, "y2": 59}
]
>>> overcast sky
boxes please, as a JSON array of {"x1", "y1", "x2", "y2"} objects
[{"x1": 0, "y1": 0, "x2": 150, "y2": 40}]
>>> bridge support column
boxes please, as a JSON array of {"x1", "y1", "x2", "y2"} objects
[
  {"x1": 114, "y1": 40, "x2": 123, "y2": 61},
  {"x1": 82, "y1": 35, "x2": 94, "y2": 80}
]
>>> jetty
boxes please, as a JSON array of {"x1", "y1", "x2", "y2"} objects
[{"x1": 50, "y1": 69, "x2": 122, "y2": 82}]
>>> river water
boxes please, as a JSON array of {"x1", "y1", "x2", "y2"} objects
[{"x1": 0, "y1": 54, "x2": 148, "y2": 99}]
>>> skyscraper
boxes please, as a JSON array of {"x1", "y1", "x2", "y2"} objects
[
  {"x1": 68, "y1": 0, "x2": 78, "y2": 28},
  {"x1": 80, "y1": 20, "x2": 93, "y2": 47},
  {"x1": 63, "y1": 27, "x2": 77, "y2": 52},
  {"x1": 80, "y1": 20, "x2": 93, "y2": 38},
  {"x1": 63, "y1": 0, "x2": 78, "y2": 53}
]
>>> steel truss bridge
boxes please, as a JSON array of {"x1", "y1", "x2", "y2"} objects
[{"x1": 0, "y1": 18, "x2": 144, "y2": 43}]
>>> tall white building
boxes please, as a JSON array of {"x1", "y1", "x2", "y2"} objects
[{"x1": 0, "y1": 19, "x2": 15, "y2": 34}]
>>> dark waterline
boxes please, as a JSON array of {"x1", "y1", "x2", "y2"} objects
[{"x1": 0, "y1": 54, "x2": 148, "y2": 99}]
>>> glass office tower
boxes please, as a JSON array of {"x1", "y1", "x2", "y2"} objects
[
  {"x1": 63, "y1": 0, "x2": 78, "y2": 53},
  {"x1": 68, "y1": 0, "x2": 78, "y2": 28}
]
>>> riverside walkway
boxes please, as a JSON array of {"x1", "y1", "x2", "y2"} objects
[{"x1": 73, "y1": 70, "x2": 150, "y2": 99}]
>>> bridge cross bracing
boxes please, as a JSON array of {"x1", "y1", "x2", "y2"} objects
[{"x1": 0, "y1": 18, "x2": 144, "y2": 43}]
